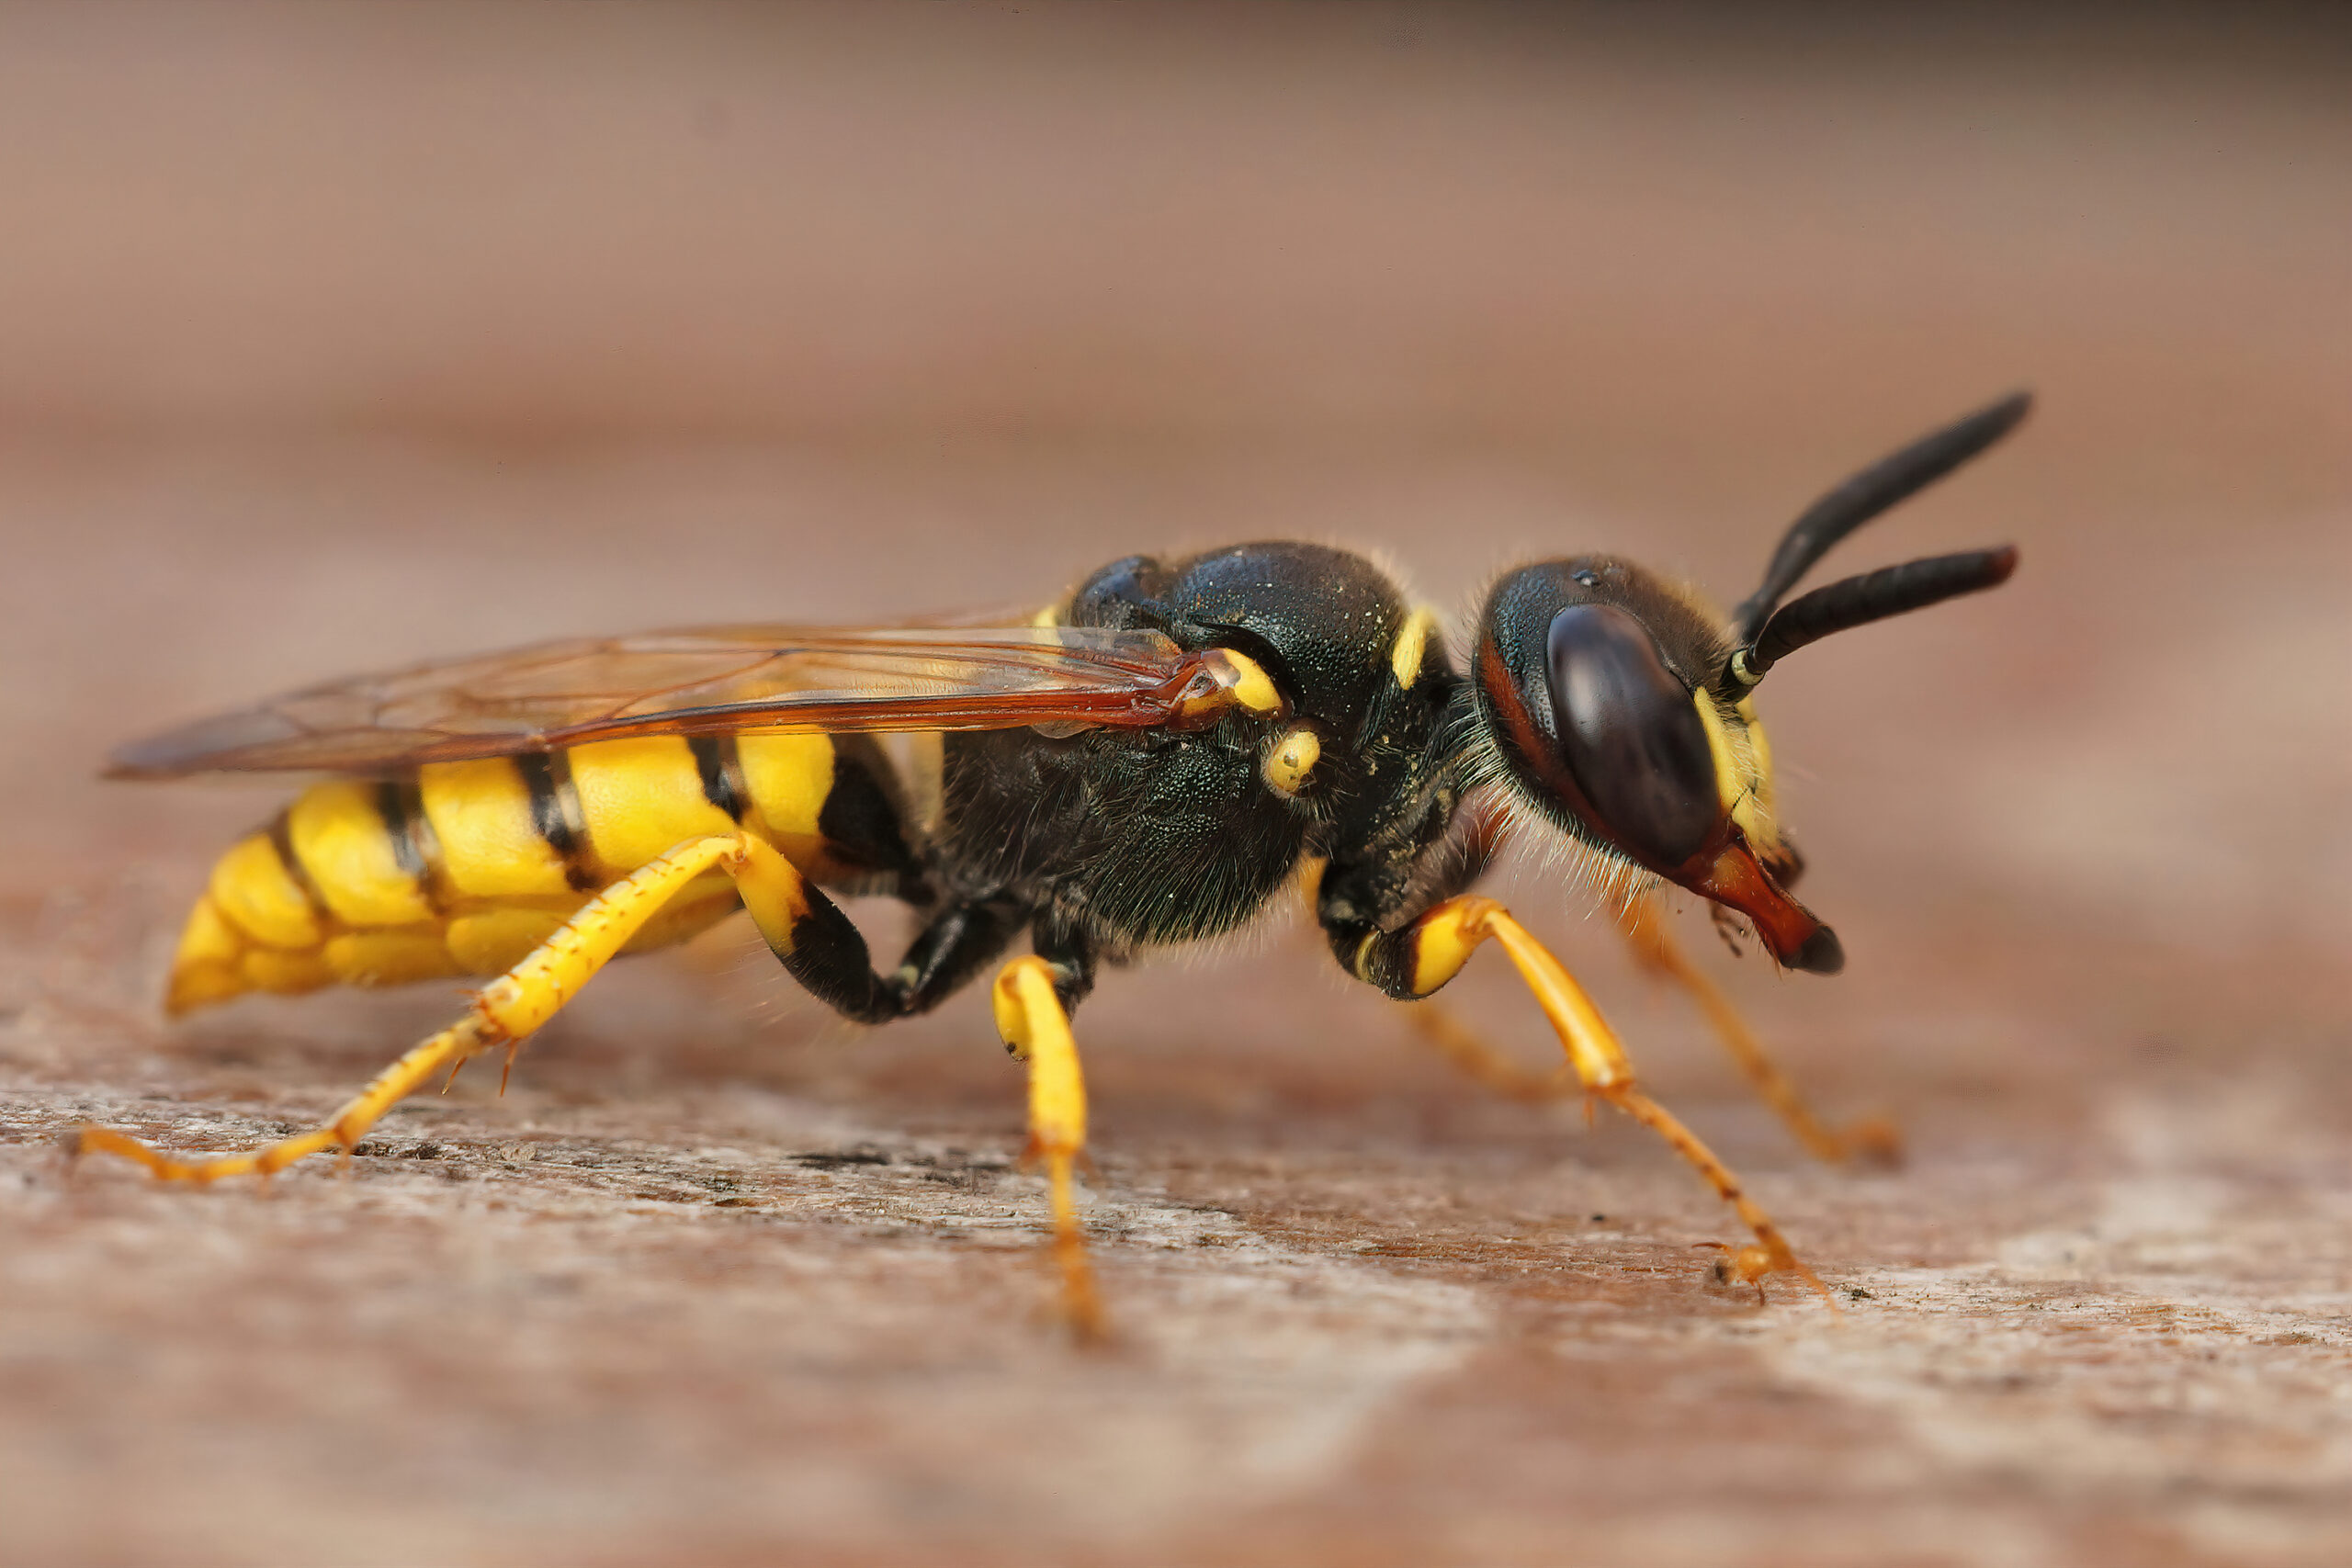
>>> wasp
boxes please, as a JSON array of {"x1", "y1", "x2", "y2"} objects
[{"x1": 79, "y1": 394, "x2": 2029, "y2": 1333}]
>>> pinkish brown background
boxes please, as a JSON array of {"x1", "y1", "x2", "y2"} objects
[{"x1": 2, "y1": 5, "x2": 2348, "y2": 1566}]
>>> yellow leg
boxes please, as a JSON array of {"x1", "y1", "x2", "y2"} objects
[
  {"x1": 992, "y1": 956, "x2": 1104, "y2": 1343},
  {"x1": 1620, "y1": 899, "x2": 1901, "y2": 1167},
  {"x1": 77, "y1": 832, "x2": 814, "y2": 1182},
  {"x1": 1402, "y1": 1001, "x2": 1577, "y2": 1104},
  {"x1": 1406, "y1": 897, "x2": 1831, "y2": 1304}
]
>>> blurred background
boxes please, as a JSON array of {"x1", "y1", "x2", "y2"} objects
[{"x1": 1, "y1": 5, "x2": 2348, "y2": 1566}]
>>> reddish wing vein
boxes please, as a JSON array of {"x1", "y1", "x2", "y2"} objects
[{"x1": 108, "y1": 625, "x2": 1212, "y2": 777}]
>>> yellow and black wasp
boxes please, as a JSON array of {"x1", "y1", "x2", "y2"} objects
[{"x1": 80, "y1": 394, "x2": 2029, "y2": 1333}]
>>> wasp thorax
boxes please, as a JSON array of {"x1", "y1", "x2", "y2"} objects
[{"x1": 1261, "y1": 725, "x2": 1320, "y2": 798}]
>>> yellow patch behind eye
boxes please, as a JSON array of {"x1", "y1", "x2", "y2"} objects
[
  {"x1": 1736, "y1": 697, "x2": 1775, "y2": 807},
  {"x1": 1690, "y1": 688, "x2": 1746, "y2": 813},
  {"x1": 1718, "y1": 694, "x2": 1783, "y2": 858}
]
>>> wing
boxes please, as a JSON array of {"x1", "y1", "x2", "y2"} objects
[{"x1": 108, "y1": 624, "x2": 1247, "y2": 778}]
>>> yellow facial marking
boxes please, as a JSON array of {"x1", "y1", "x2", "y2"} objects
[
  {"x1": 1690, "y1": 688, "x2": 1746, "y2": 813},
  {"x1": 1390, "y1": 607, "x2": 1440, "y2": 689},
  {"x1": 1722, "y1": 695, "x2": 1783, "y2": 858},
  {"x1": 1736, "y1": 697, "x2": 1775, "y2": 804},
  {"x1": 1730, "y1": 794, "x2": 1774, "y2": 852},
  {"x1": 1261, "y1": 725, "x2": 1321, "y2": 797}
]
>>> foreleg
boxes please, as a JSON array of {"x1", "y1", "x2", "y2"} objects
[{"x1": 1345, "y1": 895, "x2": 1830, "y2": 1303}]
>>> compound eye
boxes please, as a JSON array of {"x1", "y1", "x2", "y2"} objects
[{"x1": 1545, "y1": 604, "x2": 1722, "y2": 868}]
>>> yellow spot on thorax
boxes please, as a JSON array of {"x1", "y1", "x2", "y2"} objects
[
  {"x1": 1390, "y1": 607, "x2": 1440, "y2": 688},
  {"x1": 1221, "y1": 650, "x2": 1283, "y2": 716},
  {"x1": 1262, "y1": 726, "x2": 1320, "y2": 797}
]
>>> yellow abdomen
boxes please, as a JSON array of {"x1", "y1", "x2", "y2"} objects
[{"x1": 167, "y1": 733, "x2": 857, "y2": 1014}]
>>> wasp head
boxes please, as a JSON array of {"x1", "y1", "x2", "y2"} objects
[
  {"x1": 1470, "y1": 554, "x2": 1838, "y2": 972},
  {"x1": 1466, "y1": 391, "x2": 2032, "y2": 976}
]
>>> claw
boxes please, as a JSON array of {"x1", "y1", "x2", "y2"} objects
[
  {"x1": 1693, "y1": 1239, "x2": 1837, "y2": 1310},
  {"x1": 1841, "y1": 1115, "x2": 1905, "y2": 1168}
]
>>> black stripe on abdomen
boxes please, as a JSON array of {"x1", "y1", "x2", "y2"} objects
[
  {"x1": 374, "y1": 778, "x2": 449, "y2": 913},
  {"x1": 515, "y1": 750, "x2": 598, "y2": 891},
  {"x1": 816, "y1": 738, "x2": 922, "y2": 878},
  {"x1": 266, "y1": 808, "x2": 334, "y2": 923},
  {"x1": 689, "y1": 734, "x2": 748, "y2": 821}
]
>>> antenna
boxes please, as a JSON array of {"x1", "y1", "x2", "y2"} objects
[
  {"x1": 1727, "y1": 547, "x2": 2018, "y2": 689},
  {"x1": 1729, "y1": 391, "x2": 2032, "y2": 648}
]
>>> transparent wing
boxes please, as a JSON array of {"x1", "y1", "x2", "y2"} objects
[{"x1": 108, "y1": 624, "x2": 1225, "y2": 777}]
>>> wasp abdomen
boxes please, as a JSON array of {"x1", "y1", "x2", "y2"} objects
[{"x1": 164, "y1": 732, "x2": 901, "y2": 1013}]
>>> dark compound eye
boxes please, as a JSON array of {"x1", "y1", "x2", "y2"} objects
[{"x1": 1544, "y1": 604, "x2": 1723, "y2": 869}]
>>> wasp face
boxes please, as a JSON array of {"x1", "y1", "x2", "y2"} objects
[{"x1": 1472, "y1": 557, "x2": 1844, "y2": 976}]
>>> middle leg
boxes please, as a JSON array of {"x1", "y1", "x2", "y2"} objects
[
  {"x1": 992, "y1": 953, "x2": 1103, "y2": 1341},
  {"x1": 1618, "y1": 897, "x2": 1901, "y2": 1166}
]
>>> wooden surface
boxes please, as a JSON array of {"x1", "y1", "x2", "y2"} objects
[{"x1": 2, "y1": 7, "x2": 2348, "y2": 1566}]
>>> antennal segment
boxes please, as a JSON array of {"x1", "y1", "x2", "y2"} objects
[
  {"x1": 1726, "y1": 547, "x2": 2018, "y2": 689},
  {"x1": 1730, "y1": 390, "x2": 2032, "y2": 646}
]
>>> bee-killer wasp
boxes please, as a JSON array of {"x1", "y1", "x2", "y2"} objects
[{"x1": 82, "y1": 394, "x2": 2029, "y2": 1333}]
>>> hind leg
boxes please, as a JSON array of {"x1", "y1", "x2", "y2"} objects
[{"x1": 77, "y1": 831, "x2": 900, "y2": 1180}]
